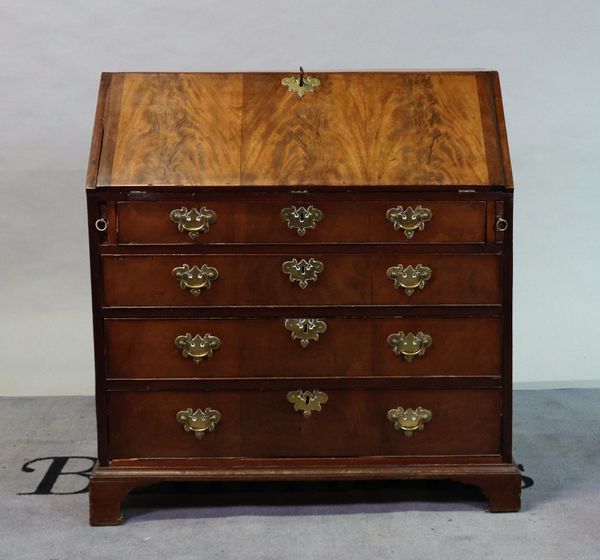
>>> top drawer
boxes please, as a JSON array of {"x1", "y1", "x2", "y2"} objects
[{"x1": 115, "y1": 199, "x2": 486, "y2": 245}]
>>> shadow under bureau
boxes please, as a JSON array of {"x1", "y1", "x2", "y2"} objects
[{"x1": 86, "y1": 70, "x2": 520, "y2": 524}]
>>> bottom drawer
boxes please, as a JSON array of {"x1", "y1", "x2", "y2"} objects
[{"x1": 108, "y1": 388, "x2": 501, "y2": 459}]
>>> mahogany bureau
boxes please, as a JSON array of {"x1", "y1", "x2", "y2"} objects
[{"x1": 85, "y1": 71, "x2": 520, "y2": 525}]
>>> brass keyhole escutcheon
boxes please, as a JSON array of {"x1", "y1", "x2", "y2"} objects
[
  {"x1": 284, "y1": 318, "x2": 327, "y2": 347},
  {"x1": 282, "y1": 70, "x2": 320, "y2": 98},
  {"x1": 281, "y1": 206, "x2": 323, "y2": 236},
  {"x1": 282, "y1": 258, "x2": 324, "y2": 289},
  {"x1": 287, "y1": 390, "x2": 328, "y2": 417}
]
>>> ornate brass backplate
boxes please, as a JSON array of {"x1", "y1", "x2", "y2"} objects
[
  {"x1": 172, "y1": 264, "x2": 218, "y2": 295},
  {"x1": 282, "y1": 75, "x2": 320, "y2": 97},
  {"x1": 281, "y1": 205, "x2": 323, "y2": 236},
  {"x1": 170, "y1": 207, "x2": 216, "y2": 239},
  {"x1": 386, "y1": 264, "x2": 432, "y2": 295},
  {"x1": 287, "y1": 390, "x2": 329, "y2": 418},
  {"x1": 174, "y1": 333, "x2": 221, "y2": 365},
  {"x1": 386, "y1": 205, "x2": 432, "y2": 238},
  {"x1": 284, "y1": 318, "x2": 327, "y2": 347},
  {"x1": 282, "y1": 258, "x2": 325, "y2": 288},
  {"x1": 176, "y1": 407, "x2": 221, "y2": 440},
  {"x1": 387, "y1": 406, "x2": 432, "y2": 437},
  {"x1": 387, "y1": 331, "x2": 432, "y2": 362}
]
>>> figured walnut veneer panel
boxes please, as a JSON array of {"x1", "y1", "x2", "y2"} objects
[
  {"x1": 98, "y1": 73, "x2": 243, "y2": 186},
  {"x1": 240, "y1": 73, "x2": 369, "y2": 186},
  {"x1": 364, "y1": 74, "x2": 488, "y2": 185},
  {"x1": 95, "y1": 72, "x2": 502, "y2": 187}
]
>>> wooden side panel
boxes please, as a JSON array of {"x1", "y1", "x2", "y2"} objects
[
  {"x1": 101, "y1": 253, "x2": 502, "y2": 307},
  {"x1": 240, "y1": 73, "x2": 368, "y2": 186},
  {"x1": 104, "y1": 317, "x2": 502, "y2": 379},
  {"x1": 98, "y1": 73, "x2": 243, "y2": 186},
  {"x1": 107, "y1": 389, "x2": 502, "y2": 458}
]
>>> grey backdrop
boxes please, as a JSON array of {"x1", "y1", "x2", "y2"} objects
[{"x1": 1, "y1": 0, "x2": 599, "y2": 395}]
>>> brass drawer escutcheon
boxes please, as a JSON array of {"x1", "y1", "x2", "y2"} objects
[
  {"x1": 386, "y1": 205, "x2": 432, "y2": 238},
  {"x1": 174, "y1": 333, "x2": 221, "y2": 365},
  {"x1": 386, "y1": 264, "x2": 432, "y2": 295},
  {"x1": 387, "y1": 331, "x2": 432, "y2": 362},
  {"x1": 281, "y1": 205, "x2": 323, "y2": 236},
  {"x1": 170, "y1": 207, "x2": 217, "y2": 239},
  {"x1": 282, "y1": 72, "x2": 320, "y2": 98},
  {"x1": 282, "y1": 258, "x2": 325, "y2": 288},
  {"x1": 387, "y1": 406, "x2": 432, "y2": 437},
  {"x1": 172, "y1": 264, "x2": 218, "y2": 295},
  {"x1": 284, "y1": 318, "x2": 327, "y2": 347},
  {"x1": 176, "y1": 407, "x2": 221, "y2": 440},
  {"x1": 287, "y1": 390, "x2": 328, "y2": 417}
]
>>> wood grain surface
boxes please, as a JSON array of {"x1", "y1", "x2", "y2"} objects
[
  {"x1": 92, "y1": 72, "x2": 510, "y2": 188},
  {"x1": 101, "y1": 253, "x2": 501, "y2": 307},
  {"x1": 98, "y1": 73, "x2": 243, "y2": 186},
  {"x1": 104, "y1": 317, "x2": 502, "y2": 379},
  {"x1": 116, "y1": 199, "x2": 486, "y2": 244},
  {"x1": 107, "y1": 388, "x2": 501, "y2": 459}
]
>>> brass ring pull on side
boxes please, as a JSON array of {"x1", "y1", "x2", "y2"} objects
[
  {"x1": 94, "y1": 218, "x2": 108, "y2": 232},
  {"x1": 387, "y1": 406, "x2": 432, "y2": 437},
  {"x1": 496, "y1": 217, "x2": 509, "y2": 232}
]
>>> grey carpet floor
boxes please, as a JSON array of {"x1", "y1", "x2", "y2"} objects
[{"x1": 1, "y1": 389, "x2": 599, "y2": 559}]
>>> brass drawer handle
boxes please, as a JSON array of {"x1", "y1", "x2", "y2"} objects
[
  {"x1": 284, "y1": 318, "x2": 327, "y2": 347},
  {"x1": 282, "y1": 258, "x2": 324, "y2": 288},
  {"x1": 387, "y1": 406, "x2": 432, "y2": 437},
  {"x1": 176, "y1": 407, "x2": 221, "y2": 440},
  {"x1": 287, "y1": 390, "x2": 328, "y2": 417},
  {"x1": 386, "y1": 264, "x2": 432, "y2": 295},
  {"x1": 281, "y1": 205, "x2": 323, "y2": 236},
  {"x1": 172, "y1": 264, "x2": 218, "y2": 295},
  {"x1": 174, "y1": 333, "x2": 221, "y2": 365},
  {"x1": 170, "y1": 207, "x2": 216, "y2": 239},
  {"x1": 387, "y1": 331, "x2": 432, "y2": 362},
  {"x1": 386, "y1": 205, "x2": 432, "y2": 238}
]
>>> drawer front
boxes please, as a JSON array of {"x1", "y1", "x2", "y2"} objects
[
  {"x1": 102, "y1": 254, "x2": 501, "y2": 307},
  {"x1": 107, "y1": 389, "x2": 502, "y2": 459},
  {"x1": 116, "y1": 200, "x2": 486, "y2": 244},
  {"x1": 105, "y1": 317, "x2": 502, "y2": 378}
]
